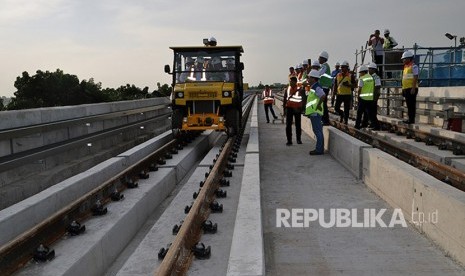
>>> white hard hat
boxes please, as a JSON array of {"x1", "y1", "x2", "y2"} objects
[
  {"x1": 401, "y1": 50, "x2": 414, "y2": 60},
  {"x1": 296, "y1": 63, "x2": 303, "y2": 69},
  {"x1": 302, "y1": 59, "x2": 309, "y2": 65},
  {"x1": 308, "y1": 70, "x2": 320, "y2": 79},
  {"x1": 335, "y1": 62, "x2": 340, "y2": 66},
  {"x1": 319, "y1": 51, "x2": 329, "y2": 60},
  {"x1": 340, "y1": 60, "x2": 349, "y2": 67},
  {"x1": 368, "y1": 62, "x2": 377, "y2": 69},
  {"x1": 358, "y1": 65, "x2": 368, "y2": 73},
  {"x1": 384, "y1": 29, "x2": 390, "y2": 35},
  {"x1": 212, "y1": 56, "x2": 221, "y2": 65},
  {"x1": 209, "y1": 37, "x2": 217, "y2": 43},
  {"x1": 196, "y1": 57, "x2": 205, "y2": 63},
  {"x1": 311, "y1": 60, "x2": 321, "y2": 68}
]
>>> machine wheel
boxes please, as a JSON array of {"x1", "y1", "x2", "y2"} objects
[
  {"x1": 171, "y1": 109, "x2": 183, "y2": 138},
  {"x1": 225, "y1": 108, "x2": 240, "y2": 137}
]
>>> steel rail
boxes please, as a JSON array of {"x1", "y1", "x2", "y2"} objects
[
  {"x1": 0, "y1": 136, "x2": 182, "y2": 275},
  {"x1": 0, "y1": 111, "x2": 170, "y2": 172},
  {"x1": 156, "y1": 95, "x2": 255, "y2": 276},
  {"x1": 331, "y1": 121, "x2": 465, "y2": 191}
]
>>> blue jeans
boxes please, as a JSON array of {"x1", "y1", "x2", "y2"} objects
[{"x1": 309, "y1": 115, "x2": 324, "y2": 153}]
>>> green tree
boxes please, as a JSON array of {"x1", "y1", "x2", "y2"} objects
[{"x1": 7, "y1": 69, "x2": 108, "y2": 110}]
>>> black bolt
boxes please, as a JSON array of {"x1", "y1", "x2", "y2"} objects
[
  {"x1": 210, "y1": 201, "x2": 223, "y2": 213},
  {"x1": 149, "y1": 163, "x2": 158, "y2": 171},
  {"x1": 67, "y1": 220, "x2": 86, "y2": 236},
  {"x1": 185, "y1": 204, "x2": 192, "y2": 214},
  {"x1": 202, "y1": 220, "x2": 218, "y2": 234},
  {"x1": 215, "y1": 189, "x2": 227, "y2": 198},
  {"x1": 111, "y1": 190, "x2": 124, "y2": 201},
  {"x1": 223, "y1": 170, "x2": 232, "y2": 177},
  {"x1": 92, "y1": 200, "x2": 108, "y2": 216},
  {"x1": 172, "y1": 221, "x2": 183, "y2": 235},
  {"x1": 158, "y1": 243, "x2": 171, "y2": 260},
  {"x1": 139, "y1": 170, "x2": 150, "y2": 179},
  {"x1": 33, "y1": 244, "x2": 55, "y2": 262},
  {"x1": 192, "y1": 242, "x2": 211, "y2": 259},
  {"x1": 220, "y1": 179, "x2": 230, "y2": 187}
]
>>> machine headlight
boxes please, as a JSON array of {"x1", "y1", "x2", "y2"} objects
[
  {"x1": 222, "y1": 91, "x2": 231, "y2": 97},
  {"x1": 176, "y1": 92, "x2": 184, "y2": 98}
]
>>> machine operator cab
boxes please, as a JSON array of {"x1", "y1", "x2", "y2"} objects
[{"x1": 164, "y1": 39, "x2": 244, "y2": 137}]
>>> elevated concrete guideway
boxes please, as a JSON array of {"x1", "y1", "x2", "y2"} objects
[{"x1": 257, "y1": 102, "x2": 465, "y2": 275}]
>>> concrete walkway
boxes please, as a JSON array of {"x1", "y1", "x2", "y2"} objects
[{"x1": 258, "y1": 102, "x2": 464, "y2": 275}]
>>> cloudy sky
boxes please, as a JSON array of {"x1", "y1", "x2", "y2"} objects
[{"x1": 1, "y1": 0, "x2": 465, "y2": 97}]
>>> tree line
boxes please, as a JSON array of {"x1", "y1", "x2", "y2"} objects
[{"x1": 2, "y1": 69, "x2": 171, "y2": 110}]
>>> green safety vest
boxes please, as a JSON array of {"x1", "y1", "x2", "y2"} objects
[
  {"x1": 360, "y1": 74, "x2": 374, "y2": 101},
  {"x1": 320, "y1": 63, "x2": 332, "y2": 88},
  {"x1": 305, "y1": 89, "x2": 323, "y2": 116}
]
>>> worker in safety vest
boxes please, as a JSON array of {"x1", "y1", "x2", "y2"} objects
[
  {"x1": 354, "y1": 65, "x2": 379, "y2": 130},
  {"x1": 283, "y1": 76, "x2": 303, "y2": 145},
  {"x1": 318, "y1": 51, "x2": 332, "y2": 126},
  {"x1": 334, "y1": 61, "x2": 356, "y2": 125},
  {"x1": 401, "y1": 50, "x2": 419, "y2": 124},
  {"x1": 361, "y1": 62, "x2": 382, "y2": 128},
  {"x1": 262, "y1": 85, "x2": 278, "y2": 123},
  {"x1": 305, "y1": 70, "x2": 326, "y2": 155}
]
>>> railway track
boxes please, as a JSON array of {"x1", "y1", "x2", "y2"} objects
[
  {"x1": 156, "y1": 95, "x2": 254, "y2": 275},
  {"x1": 0, "y1": 95, "x2": 254, "y2": 275}
]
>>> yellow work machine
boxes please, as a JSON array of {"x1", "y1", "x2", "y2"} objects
[{"x1": 164, "y1": 41, "x2": 245, "y2": 136}]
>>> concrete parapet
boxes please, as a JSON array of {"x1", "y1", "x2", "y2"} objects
[
  {"x1": 117, "y1": 130, "x2": 172, "y2": 166},
  {"x1": 328, "y1": 128, "x2": 372, "y2": 179},
  {"x1": 362, "y1": 148, "x2": 465, "y2": 267}
]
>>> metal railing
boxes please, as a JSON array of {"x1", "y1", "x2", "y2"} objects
[
  {"x1": 354, "y1": 43, "x2": 465, "y2": 121},
  {"x1": 355, "y1": 43, "x2": 465, "y2": 87}
]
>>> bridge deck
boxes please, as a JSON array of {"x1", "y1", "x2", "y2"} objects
[{"x1": 258, "y1": 104, "x2": 464, "y2": 275}]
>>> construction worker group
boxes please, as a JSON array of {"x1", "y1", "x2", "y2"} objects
[{"x1": 263, "y1": 43, "x2": 418, "y2": 156}]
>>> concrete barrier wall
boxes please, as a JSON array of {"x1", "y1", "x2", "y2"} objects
[
  {"x1": 0, "y1": 97, "x2": 170, "y2": 156},
  {"x1": 227, "y1": 98, "x2": 265, "y2": 276},
  {"x1": 327, "y1": 128, "x2": 372, "y2": 179},
  {"x1": 362, "y1": 149, "x2": 465, "y2": 267},
  {"x1": 320, "y1": 124, "x2": 465, "y2": 267}
]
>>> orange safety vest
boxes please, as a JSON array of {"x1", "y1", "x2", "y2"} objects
[
  {"x1": 263, "y1": 89, "x2": 274, "y2": 105},
  {"x1": 285, "y1": 86, "x2": 302, "y2": 109}
]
